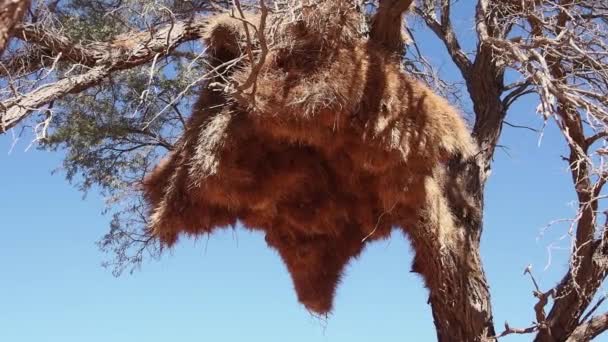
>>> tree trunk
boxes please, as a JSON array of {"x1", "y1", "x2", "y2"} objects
[
  {"x1": 405, "y1": 39, "x2": 505, "y2": 340},
  {"x1": 409, "y1": 157, "x2": 496, "y2": 341},
  {"x1": 428, "y1": 241, "x2": 495, "y2": 342},
  {"x1": 0, "y1": 0, "x2": 29, "y2": 53}
]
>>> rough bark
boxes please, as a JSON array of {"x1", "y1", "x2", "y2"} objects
[
  {"x1": 566, "y1": 313, "x2": 608, "y2": 342},
  {"x1": 422, "y1": 76, "x2": 504, "y2": 342},
  {"x1": 414, "y1": 0, "x2": 508, "y2": 339},
  {"x1": 0, "y1": 0, "x2": 28, "y2": 53},
  {"x1": 410, "y1": 158, "x2": 497, "y2": 341}
]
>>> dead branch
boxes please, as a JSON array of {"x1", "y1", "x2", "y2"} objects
[
  {"x1": 232, "y1": 0, "x2": 269, "y2": 98},
  {"x1": 495, "y1": 322, "x2": 537, "y2": 339}
]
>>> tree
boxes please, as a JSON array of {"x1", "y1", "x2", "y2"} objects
[{"x1": 2, "y1": 0, "x2": 608, "y2": 341}]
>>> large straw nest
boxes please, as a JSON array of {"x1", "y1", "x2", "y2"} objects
[{"x1": 143, "y1": 1, "x2": 476, "y2": 314}]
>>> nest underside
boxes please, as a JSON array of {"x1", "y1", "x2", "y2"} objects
[{"x1": 143, "y1": 5, "x2": 475, "y2": 314}]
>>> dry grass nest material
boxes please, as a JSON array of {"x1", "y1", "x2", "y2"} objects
[{"x1": 143, "y1": 2, "x2": 476, "y2": 314}]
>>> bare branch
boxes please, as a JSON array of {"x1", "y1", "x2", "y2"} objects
[
  {"x1": 231, "y1": 0, "x2": 269, "y2": 98},
  {"x1": 495, "y1": 322, "x2": 537, "y2": 339}
]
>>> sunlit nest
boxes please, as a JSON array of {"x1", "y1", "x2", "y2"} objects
[{"x1": 143, "y1": 2, "x2": 476, "y2": 314}]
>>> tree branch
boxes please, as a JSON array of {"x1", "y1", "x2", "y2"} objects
[
  {"x1": 1, "y1": 66, "x2": 109, "y2": 131},
  {"x1": 413, "y1": 6, "x2": 472, "y2": 75},
  {"x1": 369, "y1": 0, "x2": 413, "y2": 53},
  {"x1": 12, "y1": 23, "x2": 98, "y2": 65},
  {"x1": 566, "y1": 312, "x2": 608, "y2": 341},
  {"x1": 0, "y1": 16, "x2": 210, "y2": 133}
]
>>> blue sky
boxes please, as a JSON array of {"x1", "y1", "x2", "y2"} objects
[
  {"x1": 2, "y1": 96, "x2": 600, "y2": 342},
  {"x1": 2, "y1": 3, "x2": 608, "y2": 342}
]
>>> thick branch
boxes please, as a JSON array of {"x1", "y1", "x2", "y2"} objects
[
  {"x1": 411, "y1": 157, "x2": 496, "y2": 341},
  {"x1": 566, "y1": 313, "x2": 608, "y2": 341},
  {"x1": 369, "y1": 0, "x2": 413, "y2": 54},
  {"x1": 0, "y1": 66, "x2": 109, "y2": 131},
  {"x1": 0, "y1": 16, "x2": 210, "y2": 132}
]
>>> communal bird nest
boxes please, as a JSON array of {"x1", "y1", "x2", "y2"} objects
[{"x1": 143, "y1": 1, "x2": 476, "y2": 314}]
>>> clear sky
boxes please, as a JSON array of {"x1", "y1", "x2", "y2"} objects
[{"x1": 2, "y1": 3, "x2": 608, "y2": 342}]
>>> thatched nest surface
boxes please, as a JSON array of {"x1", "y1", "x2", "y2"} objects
[{"x1": 143, "y1": 3, "x2": 475, "y2": 314}]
